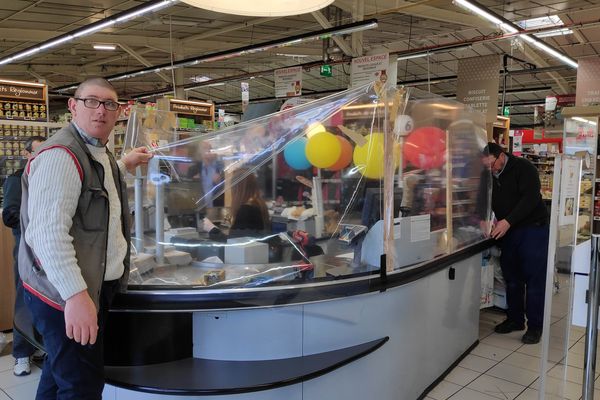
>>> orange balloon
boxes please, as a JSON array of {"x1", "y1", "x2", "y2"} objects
[{"x1": 328, "y1": 136, "x2": 353, "y2": 171}]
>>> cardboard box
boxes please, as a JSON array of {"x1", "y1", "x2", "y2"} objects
[{"x1": 224, "y1": 237, "x2": 268, "y2": 264}]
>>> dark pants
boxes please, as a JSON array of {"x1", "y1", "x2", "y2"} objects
[
  {"x1": 24, "y1": 280, "x2": 119, "y2": 400},
  {"x1": 500, "y1": 224, "x2": 550, "y2": 330},
  {"x1": 12, "y1": 233, "x2": 36, "y2": 359}
]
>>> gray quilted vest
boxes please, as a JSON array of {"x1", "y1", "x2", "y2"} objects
[{"x1": 19, "y1": 123, "x2": 130, "y2": 310}]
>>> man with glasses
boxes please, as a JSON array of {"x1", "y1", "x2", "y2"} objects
[
  {"x1": 2, "y1": 135, "x2": 46, "y2": 376},
  {"x1": 18, "y1": 77, "x2": 152, "y2": 399},
  {"x1": 481, "y1": 142, "x2": 549, "y2": 344}
]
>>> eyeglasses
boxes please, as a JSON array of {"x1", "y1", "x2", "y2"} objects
[
  {"x1": 74, "y1": 97, "x2": 120, "y2": 111},
  {"x1": 489, "y1": 156, "x2": 500, "y2": 171}
]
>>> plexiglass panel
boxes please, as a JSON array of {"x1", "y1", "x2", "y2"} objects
[{"x1": 121, "y1": 83, "x2": 490, "y2": 290}]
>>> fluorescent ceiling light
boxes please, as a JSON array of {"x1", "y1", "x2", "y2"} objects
[
  {"x1": 397, "y1": 44, "x2": 471, "y2": 61},
  {"x1": 276, "y1": 53, "x2": 312, "y2": 58},
  {"x1": 93, "y1": 44, "x2": 117, "y2": 51},
  {"x1": 452, "y1": 0, "x2": 577, "y2": 68},
  {"x1": 180, "y1": 0, "x2": 334, "y2": 17},
  {"x1": 516, "y1": 15, "x2": 572, "y2": 39},
  {"x1": 0, "y1": 0, "x2": 177, "y2": 66},
  {"x1": 573, "y1": 117, "x2": 597, "y2": 126}
]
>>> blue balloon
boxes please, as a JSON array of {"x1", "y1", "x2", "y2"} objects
[{"x1": 284, "y1": 137, "x2": 311, "y2": 170}]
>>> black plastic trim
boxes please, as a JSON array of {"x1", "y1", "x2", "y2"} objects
[
  {"x1": 111, "y1": 240, "x2": 493, "y2": 311},
  {"x1": 105, "y1": 337, "x2": 389, "y2": 395}
]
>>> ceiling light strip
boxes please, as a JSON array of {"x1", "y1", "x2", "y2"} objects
[
  {"x1": 0, "y1": 0, "x2": 178, "y2": 66},
  {"x1": 54, "y1": 19, "x2": 377, "y2": 90},
  {"x1": 453, "y1": 0, "x2": 577, "y2": 68}
]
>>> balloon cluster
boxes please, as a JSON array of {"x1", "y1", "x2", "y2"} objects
[
  {"x1": 283, "y1": 116, "x2": 447, "y2": 178},
  {"x1": 283, "y1": 126, "x2": 353, "y2": 172}
]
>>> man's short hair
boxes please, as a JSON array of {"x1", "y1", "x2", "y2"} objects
[
  {"x1": 25, "y1": 135, "x2": 46, "y2": 153},
  {"x1": 482, "y1": 142, "x2": 504, "y2": 158},
  {"x1": 74, "y1": 77, "x2": 117, "y2": 99}
]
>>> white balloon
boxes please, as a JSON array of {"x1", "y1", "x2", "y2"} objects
[{"x1": 393, "y1": 114, "x2": 414, "y2": 136}]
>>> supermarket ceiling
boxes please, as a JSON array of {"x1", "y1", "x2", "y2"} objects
[{"x1": 0, "y1": 0, "x2": 599, "y2": 126}]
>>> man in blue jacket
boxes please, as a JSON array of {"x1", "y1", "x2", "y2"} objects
[
  {"x1": 2, "y1": 135, "x2": 46, "y2": 375},
  {"x1": 481, "y1": 142, "x2": 549, "y2": 344}
]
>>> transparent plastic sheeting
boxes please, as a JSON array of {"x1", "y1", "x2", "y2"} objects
[
  {"x1": 538, "y1": 155, "x2": 583, "y2": 400},
  {"x1": 121, "y1": 83, "x2": 491, "y2": 289}
]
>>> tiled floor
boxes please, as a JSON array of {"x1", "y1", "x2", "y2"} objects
[
  {"x1": 425, "y1": 274, "x2": 600, "y2": 400},
  {"x1": 0, "y1": 274, "x2": 597, "y2": 400}
]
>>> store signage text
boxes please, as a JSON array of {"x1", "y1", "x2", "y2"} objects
[
  {"x1": 0, "y1": 83, "x2": 45, "y2": 101},
  {"x1": 170, "y1": 101, "x2": 212, "y2": 117}
]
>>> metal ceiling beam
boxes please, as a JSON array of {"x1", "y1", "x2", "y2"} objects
[
  {"x1": 117, "y1": 43, "x2": 172, "y2": 84},
  {"x1": 311, "y1": 11, "x2": 355, "y2": 57}
]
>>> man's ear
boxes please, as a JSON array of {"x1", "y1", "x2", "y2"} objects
[{"x1": 67, "y1": 98, "x2": 77, "y2": 114}]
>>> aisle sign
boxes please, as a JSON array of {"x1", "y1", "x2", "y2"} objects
[
  {"x1": 274, "y1": 66, "x2": 303, "y2": 98},
  {"x1": 350, "y1": 53, "x2": 389, "y2": 87},
  {"x1": 455, "y1": 55, "x2": 501, "y2": 123},
  {"x1": 576, "y1": 58, "x2": 600, "y2": 106},
  {"x1": 0, "y1": 79, "x2": 46, "y2": 101}
]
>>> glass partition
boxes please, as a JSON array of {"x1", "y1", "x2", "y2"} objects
[{"x1": 120, "y1": 83, "x2": 490, "y2": 290}]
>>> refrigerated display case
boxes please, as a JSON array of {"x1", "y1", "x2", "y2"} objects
[{"x1": 15, "y1": 83, "x2": 493, "y2": 400}]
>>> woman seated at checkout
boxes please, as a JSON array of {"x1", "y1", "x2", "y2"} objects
[{"x1": 201, "y1": 168, "x2": 270, "y2": 239}]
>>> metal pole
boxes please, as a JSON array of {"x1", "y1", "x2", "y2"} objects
[
  {"x1": 155, "y1": 182, "x2": 165, "y2": 265},
  {"x1": 134, "y1": 166, "x2": 144, "y2": 253},
  {"x1": 583, "y1": 234, "x2": 600, "y2": 399}
]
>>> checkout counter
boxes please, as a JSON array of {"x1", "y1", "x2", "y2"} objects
[{"x1": 15, "y1": 83, "x2": 492, "y2": 400}]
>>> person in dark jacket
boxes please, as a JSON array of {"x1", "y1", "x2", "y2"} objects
[
  {"x1": 481, "y1": 142, "x2": 549, "y2": 344},
  {"x1": 202, "y1": 168, "x2": 270, "y2": 238},
  {"x1": 2, "y1": 135, "x2": 46, "y2": 376}
]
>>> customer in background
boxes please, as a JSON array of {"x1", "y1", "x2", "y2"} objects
[
  {"x1": 19, "y1": 77, "x2": 152, "y2": 400},
  {"x1": 202, "y1": 168, "x2": 270, "y2": 237},
  {"x1": 2, "y1": 135, "x2": 46, "y2": 376},
  {"x1": 481, "y1": 142, "x2": 549, "y2": 344}
]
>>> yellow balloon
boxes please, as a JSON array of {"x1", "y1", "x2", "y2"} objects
[
  {"x1": 352, "y1": 133, "x2": 401, "y2": 179},
  {"x1": 306, "y1": 122, "x2": 326, "y2": 139},
  {"x1": 306, "y1": 131, "x2": 341, "y2": 169}
]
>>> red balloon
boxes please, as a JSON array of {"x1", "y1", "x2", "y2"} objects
[
  {"x1": 328, "y1": 136, "x2": 353, "y2": 171},
  {"x1": 403, "y1": 126, "x2": 446, "y2": 169}
]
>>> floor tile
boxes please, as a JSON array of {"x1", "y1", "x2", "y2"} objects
[
  {"x1": 548, "y1": 363, "x2": 584, "y2": 385},
  {"x1": 481, "y1": 333, "x2": 524, "y2": 351},
  {"x1": 0, "y1": 357, "x2": 13, "y2": 374},
  {"x1": 457, "y1": 354, "x2": 497, "y2": 373},
  {"x1": 466, "y1": 374, "x2": 526, "y2": 399},
  {"x1": 448, "y1": 387, "x2": 502, "y2": 400},
  {"x1": 0, "y1": 365, "x2": 41, "y2": 390},
  {"x1": 444, "y1": 366, "x2": 481, "y2": 386},
  {"x1": 0, "y1": 389, "x2": 10, "y2": 400},
  {"x1": 535, "y1": 376, "x2": 582, "y2": 400},
  {"x1": 470, "y1": 343, "x2": 512, "y2": 362},
  {"x1": 503, "y1": 352, "x2": 546, "y2": 373},
  {"x1": 514, "y1": 387, "x2": 540, "y2": 400},
  {"x1": 427, "y1": 380, "x2": 462, "y2": 400},
  {"x1": 486, "y1": 362, "x2": 539, "y2": 386},
  {"x1": 3, "y1": 379, "x2": 39, "y2": 400}
]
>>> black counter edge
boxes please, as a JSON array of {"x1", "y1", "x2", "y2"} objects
[
  {"x1": 105, "y1": 336, "x2": 389, "y2": 396},
  {"x1": 111, "y1": 239, "x2": 494, "y2": 311}
]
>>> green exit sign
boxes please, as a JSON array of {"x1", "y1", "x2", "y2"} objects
[
  {"x1": 503, "y1": 106, "x2": 510, "y2": 116},
  {"x1": 320, "y1": 64, "x2": 333, "y2": 77}
]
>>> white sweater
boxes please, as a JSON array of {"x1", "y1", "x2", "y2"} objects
[{"x1": 25, "y1": 145, "x2": 128, "y2": 301}]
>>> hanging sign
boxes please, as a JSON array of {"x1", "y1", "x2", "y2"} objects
[
  {"x1": 455, "y1": 55, "x2": 501, "y2": 123},
  {"x1": 559, "y1": 158, "x2": 581, "y2": 226},
  {"x1": 241, "y1": 82, "x2": 249, "y2": 113},
  {"x1": 274, "y1": 66, "x2": 303, "y2": 98},
  {"x1": 576, "y1": 58, "x2": 600, "y2": 106},
  {"x1": 350, "y1": 53, "x2": 389, "y2": 88}
]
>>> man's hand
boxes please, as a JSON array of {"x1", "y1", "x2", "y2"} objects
[
  {"x1": 64, "y1": 290, "x2": 98, "y2": 346},
  {"x1": 480, "y1": 220, "x2": 492, "y2": 238},
  {"x1": 121, "y1": 147, "x2": 153, "y2": 173},
  {"x1": 491, "y1": 219, "x2": 511, "y2": 240},
  {"x1": 202, "y1": 217, "x2": 216, "y2": 232}
]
